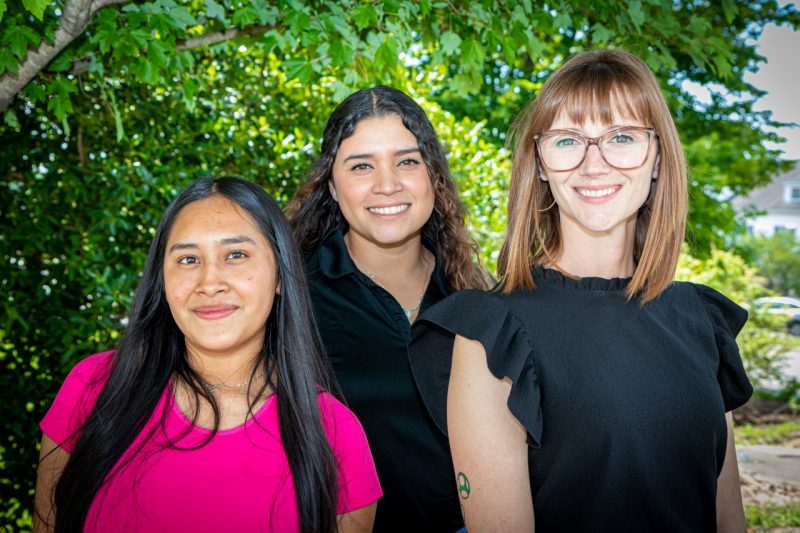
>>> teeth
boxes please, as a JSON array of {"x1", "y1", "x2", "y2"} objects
[
  {"x1": 577, "y1": 187, "x2": 618, "y2": 198},
  {"x1": 369, "y1": 204, "x2": 410, "y2": 215}
]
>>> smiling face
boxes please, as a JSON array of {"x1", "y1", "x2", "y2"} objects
[
  {"x1": 539, "y1": 107, "x2": 659, "y2": 241},
  {"x1": 329, "y1": 114, "x2": 435, "y2": 249},
  {"x1": 163, "y1": 195, "x2": 278, "y2": 360}
]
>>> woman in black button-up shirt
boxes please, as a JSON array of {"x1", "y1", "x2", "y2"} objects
[{"x1": 288, "y1": 86, "x2": 491, "y2": 532}]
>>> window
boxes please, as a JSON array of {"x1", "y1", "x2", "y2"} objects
[{"x1": 786, "y1": 184, "x2": 800, "y2": 204}]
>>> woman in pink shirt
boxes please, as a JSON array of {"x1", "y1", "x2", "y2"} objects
[{"x1": 34, "y1": 176, "x2": 381, "y2": 532}]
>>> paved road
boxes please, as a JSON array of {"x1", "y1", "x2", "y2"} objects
[{"x1": 738, "y1": 446, "x2": 800, "y2": 486}]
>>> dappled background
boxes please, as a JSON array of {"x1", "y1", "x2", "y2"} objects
[{"x1": 1, "y1": 0, "x2": 799, "y2": 529}]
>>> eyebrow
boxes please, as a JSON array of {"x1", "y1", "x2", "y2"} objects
[
  {"x1": 168, "y1": 235, "x2": 256, "y2": 253},
  {"x1": 551, "y1": 124, "x2": 636, "y2": 134},
  {"x1": 342, "y1": 147, "x2": 420, "y2": 163}
]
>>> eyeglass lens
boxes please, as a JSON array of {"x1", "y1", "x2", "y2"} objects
[{"x1": 538, "y1": 128, "x2": 652, "y2": 171}]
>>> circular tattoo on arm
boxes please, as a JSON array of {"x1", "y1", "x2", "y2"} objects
[{"x1": 456, "y1": 471, "x2": 470, "y2": 499}]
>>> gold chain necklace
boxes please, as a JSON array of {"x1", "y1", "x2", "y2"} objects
[
  {"x1": 202, "y1": 373, "x2": 265, "y2": 394},
  {"x1": 346, "y1": 241, "x2": 430, "y2": 323}
]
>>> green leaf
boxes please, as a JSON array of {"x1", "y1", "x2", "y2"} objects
[
  {"x1": 253, "y1": 4, "x2": 279, "y2": 25},
  {"x1": 330, "y1": 39, "x2": 354, "y2": 67},
  {"x1": 147, "y1": 40, "x2": 167, "y2": 68},
  {"x1": 460, "y1": 37, "x2": 485, "y2": 67},
  {"x1": 181, "y1": 77, "x2": 198, "y2": 112},
  {"x1": 553, "y1": 12, "x2": 572, "y2": 30},
  {"x1": 525, "y1": 31, "x2": 545, "y2": 59},
  {"x1": 108, "y1": 90, "x2": 124, "y2": 142},
  {"x1": 721, "y1": 0, "x2": 738, "y2": 24},
  {"x1": 48, "y1": 51, "x2": 73, "y2": 72},
  {"x1": 171, "y1": 7, "x2": 196, "y2": 28},
  {"x1": 0, "y1": 0, "x2": 7, "y2": 24},
  {"x1": 440, "y1": 31, "x2": 461, "y2": 56},
  {"x1": 591, "y1": 23, "x2": 613, "y2": 44},
  {"x1": 0, "y1": 47, "x2": 18, "y2": 75},
  {"x1": 232, "y1": 6, "x2": 258, "y2": 28},
  {"x1": 21, "y1": 0, "x2": 48, "y2": 20},
  {"x1": 23, "y1": 81, "x2": 45, "y2": 102},
  {"x1": 502, "y1": 36, "x2": 516, "y2": 65},
  {"x1": 284, "y1": 58, "x2": 313, "y2": 84},
  {"x1": 4, "y1": 109, "x2": 19, "y2": 128},
  {"x1": 374, "y1": 36, "x2": 399, "y2": 70},
  {"x1": 351, "y1": 4, "x2": 378, "y2": 31},
  {"x1": 627, "y1": 0, "x2": 645, "y2": 29},
  {"x1": 47, "y1": 80, "x2": 76, "y2": 122},
  {"x1": 286, "y1": 10, "x2": 311, "y2": 33},
  {"x1": 92, "y1": 28, "x2": 115, "y2": 54},
  {"x1": 7, "y1": 32, "x2": 28, "y2": 60},
  {"x1": 205, "y1": 0, "x2": 226, "y2": 21}
]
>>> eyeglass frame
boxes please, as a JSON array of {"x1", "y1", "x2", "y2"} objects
[{"x1": 534, "y1": 126, "x2": 658, "y2": 172}]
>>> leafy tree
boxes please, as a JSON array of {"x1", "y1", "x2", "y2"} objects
[
  {"x1": 1, "y1": 0, "x2": 798, "y2": 528},
  {"x1": 736, "y1": 230, "x2": 800, "y2": 296}
]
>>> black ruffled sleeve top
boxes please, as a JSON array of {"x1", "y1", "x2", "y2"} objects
[{"x1": 408, "y1": 266, "x2": 752, "y2": 532}]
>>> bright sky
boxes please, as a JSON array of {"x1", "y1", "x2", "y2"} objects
[{"x1": 747, "y1": 22, "x2": 799, "y2": 161}]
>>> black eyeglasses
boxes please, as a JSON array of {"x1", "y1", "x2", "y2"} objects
[{"x1": 535, "y1": 127, "x2": 657, "y2": 171}]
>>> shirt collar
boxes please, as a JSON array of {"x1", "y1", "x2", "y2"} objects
[{"x1": 317, "y1": 230, "x2": 451, "y2": 294}]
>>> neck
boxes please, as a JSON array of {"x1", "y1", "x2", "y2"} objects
[
  {"x1": 184, "y1": 342, "x2": 262, "y2": 387},
  {"x1": 555, "y1": 215, "x2": 637, "y2": 278},
  {"x1": 344, "y1": 231, "x2": 428, "y2": 278}
]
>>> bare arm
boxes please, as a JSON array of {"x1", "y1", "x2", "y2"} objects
[
  {"x1": 33, "y1": 435, "x2": 69, "y2": 533},
  {"x1": 337, "y1": 502, "x2": 377, "y2": 533},
  {"x1": 716, "y1": 412, "x2": 746, "y2": 532},
  {"x1": 447, "y1": 335, "x2": 533, "y2": 532}
]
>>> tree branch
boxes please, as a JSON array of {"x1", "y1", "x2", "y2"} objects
[
  {"x1": 69, "y1": 24, "x2": 275, "y2": 77},
  {"x1": 176, "y1": 24, "x2": 275, "y2": 50},
  {"x1": 0, "y1": 0, "x2": 133, "y2": 112}
]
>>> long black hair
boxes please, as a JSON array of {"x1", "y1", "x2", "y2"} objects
[
  {"x1": 287, "y1": 85, "x2": 492, "y2": 291},
  {"x1": 52, "y1": 177, "x2": 339, "y2": 532}
]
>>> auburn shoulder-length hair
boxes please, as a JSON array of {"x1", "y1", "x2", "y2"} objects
[
  {"x1": 287, "y1": 85, "x2": 492, "y2": 291},
  {"x1": 499, "y1": 49, "x2": 687, "y2": 302}
]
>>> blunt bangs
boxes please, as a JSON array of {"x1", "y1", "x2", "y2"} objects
[{"x1": 539, "y1": 64, "x2": 655, "y2": 132}]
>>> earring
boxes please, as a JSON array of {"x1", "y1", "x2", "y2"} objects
[{"x1": 539, "y1": 198, "x2": 557, "y2": 212}]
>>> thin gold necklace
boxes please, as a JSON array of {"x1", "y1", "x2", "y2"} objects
[
  {"x1": 201, "y1": 373, "x2": 265, "y2": 394},
  {"x1": 346, "y1": 240, "x2": 430, "y2": 322}
]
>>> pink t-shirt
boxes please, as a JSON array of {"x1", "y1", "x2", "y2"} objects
[{"x1": 41, "y1": 352, "x2": 382, "y2": 532}]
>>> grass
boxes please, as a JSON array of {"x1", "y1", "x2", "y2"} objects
[
  {"x1": 747, "y1": 503, "x2": 800, "y2": 529},
  {"x1": 736, "y1": 421, "x2": 800, "y2": 447}
]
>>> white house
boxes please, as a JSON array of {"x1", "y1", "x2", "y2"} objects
[{"x1": 733, "y1": 164, "x2": 800, "y2": 236}]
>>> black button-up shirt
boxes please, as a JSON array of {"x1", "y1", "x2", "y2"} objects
[{"x1": 306, "y1": 230, "x2": 464, "y2": 532}]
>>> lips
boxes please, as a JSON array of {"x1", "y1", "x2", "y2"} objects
[
  {"x1": 193, "y1": 304, "x2": 238, "y2": 320},
  {"x1": 367, "y1": 203, "x2": 410, "y2": 215}
]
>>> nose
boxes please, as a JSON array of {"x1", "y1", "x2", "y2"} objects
[
  {"x1": 371, "y1": 164, "x2": 403, "y2": 195},
  {"x1": 197, "y1": 261, "x2": 228, "y2": 295},
  {"x1": 580, "y1": 144, "x2": 611, "y2": 177}
]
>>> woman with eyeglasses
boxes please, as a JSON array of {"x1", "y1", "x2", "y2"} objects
[{"x1": 409, "y1": 50, "x2": 752, "y2": 532}]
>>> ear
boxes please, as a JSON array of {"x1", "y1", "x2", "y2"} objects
[
  {"x1": 538, "y1": 167, "x2": 548, "y2": 182},
  {"x1": 275, "y1": 281, "x2": 281, "y2": 295},
  {"x1": 651, "y1": 153, "x2": 660, "y2": 180},
  {"x1": 328, "y1": 180, "x2": 338, "y2": 202}
]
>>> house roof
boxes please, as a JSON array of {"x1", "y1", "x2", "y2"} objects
[{"x1": 732, "y1": 163, "x2": 800, "y2": 212}]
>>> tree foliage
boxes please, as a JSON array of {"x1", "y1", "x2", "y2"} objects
[
  {"x1": 736, "y1": 230, "x2": 800, "y2": 296},
  {"x1": 1, "y1": 0, "x2": 798, "y2": 528}
]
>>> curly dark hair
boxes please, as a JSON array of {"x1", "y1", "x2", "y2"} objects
[{"x1": 287, "y1": 85, "x2": 491, "y2": 291}]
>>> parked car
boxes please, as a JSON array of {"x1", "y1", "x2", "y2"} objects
[{"x1": 752, "y1": 296, "x2": 800, "y2": 336}]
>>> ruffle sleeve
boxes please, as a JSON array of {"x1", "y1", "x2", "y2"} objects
[
  {"x1": 693, "y1": 284, "x2": 753, "y2": 412},
  {"x1": 408, "y1": 289, "x2": 542, "y2": 447}
]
